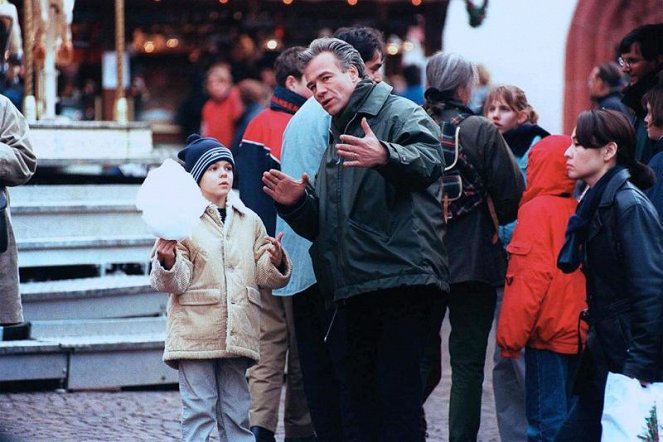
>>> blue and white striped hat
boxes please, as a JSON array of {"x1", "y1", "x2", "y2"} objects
[{"x1": 177, "y1": 134, "x2": 235, "y2": 183}]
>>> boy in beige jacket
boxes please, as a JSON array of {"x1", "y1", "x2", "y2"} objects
[{"x1": 150, "y1": 134, "x2": 291, "y2": 442}]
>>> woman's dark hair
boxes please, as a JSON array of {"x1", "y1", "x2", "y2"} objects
[
  {"x1": 642, "y1": 83, "x2": 663, "y2": 127},
  {"x1": 575, "y1": 109, "x2": 655, "y2": 190}
]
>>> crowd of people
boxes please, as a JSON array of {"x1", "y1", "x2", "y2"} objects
[{"x1": 142, "y1": 22, "x2": 663, "y2": 442}]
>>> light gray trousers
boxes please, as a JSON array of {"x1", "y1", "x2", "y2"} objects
[{"x1": 178, "y1": 358, "x2": 255, "y2": 442}]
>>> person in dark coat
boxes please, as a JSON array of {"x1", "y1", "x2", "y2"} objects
[
  {"x1": 263, "y1": 37, "x2": 447, "y2": 441},
  {"x1": 423, "y1": 52, "x2": 525, "y2": 442},
  {"x1": 643, "y1": 83, "x2": 663, "y2": 220},
  {"x1": 555, "y1": 109, "x2": 663, "y2": 441}
]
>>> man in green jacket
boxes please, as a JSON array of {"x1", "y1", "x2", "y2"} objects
[{"x1": 263, "y1": 37, "x2": 447, "y2": 441}]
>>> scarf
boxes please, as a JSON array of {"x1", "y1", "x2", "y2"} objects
[
  {"x1": 557, "y1": 165, "x2": 625, "y2": 273},
  {"x1": 503, "y1": 123, "x2": 550, "y2": 158},
  {"x1": 270, "y1": 86, "x2": 307, "y2": 115}
]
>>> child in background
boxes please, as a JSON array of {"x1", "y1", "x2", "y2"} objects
[
  {"x1": 485, "y1": 84, "x2": 550, "y2": 177},
  {"x1": 149, "y1": 134, "x2": 291, "y2": 442},
  {"x1": 496, "y1": 135, "x2": 587, "y2": 441},
  {"x1": 485, "y1": 84, "x2": 549, "y2": 442},
  {"x1": 201, "y1": 63, "x2": 245, "y2": 147}
]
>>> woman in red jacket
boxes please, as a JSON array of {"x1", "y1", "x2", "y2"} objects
[{"x1": 497, "y1": 135, "x2": 587, "y2": 441}]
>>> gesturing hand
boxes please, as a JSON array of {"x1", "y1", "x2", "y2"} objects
[
  {"x1": 265, "y1": 232, "x2": 285, "y2": 267},
  {"x1": 262, "y1": 169, "x2": 309, "y2": 206},
  {"x1": 336, "y1": 117, "x2": 388, "y2": 168},
  {"x1": 155, "y1": 238, "x2": 177, "y2": 270}
]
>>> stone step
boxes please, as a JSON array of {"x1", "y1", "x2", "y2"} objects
[
  {"x1": 0, "y1": 333, "x2": 177, "y2": 388},
  {"x1": 9, "y1": 184, "x2": 142, "y2": 203},
  {"x1": 12, "y1": 206, "x2": 149, "y2": 239},
  {"x1": 30, "y1": 316, "x2": 166, "y2": 339},
  {"x1": 16, "y1": 235, "x2": 154, "y2": 268},
  {"x1": 21, "y1": 275, "x2": 166, "y2": 320}
]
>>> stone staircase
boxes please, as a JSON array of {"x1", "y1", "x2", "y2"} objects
[{"x1": 0, "y1": 183, "x2": 177, "y2": 389}]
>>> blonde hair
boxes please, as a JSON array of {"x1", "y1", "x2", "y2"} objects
[{"x1": 485, "y1": 84, "x2": 538, "y2": 124}]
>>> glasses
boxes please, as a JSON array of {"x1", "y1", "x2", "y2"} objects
[{"x1": 618, "y1": 57, "x2": 639, "y2": 68}]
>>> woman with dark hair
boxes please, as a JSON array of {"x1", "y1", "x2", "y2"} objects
[{"x1": 555, "y1": 109, "x2": 663, "y2": 441}]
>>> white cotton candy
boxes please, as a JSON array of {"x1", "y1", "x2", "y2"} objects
[{"x1": 135, "y1": 159, "x2": 208, "y2": 240}]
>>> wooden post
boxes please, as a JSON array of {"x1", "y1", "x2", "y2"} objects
[
  {"x1": 114, "y1": 0, "x2": 127, "y2": 123},
  {"x1": 22, "y1": 0, "x2": 36, "y2": 121}
]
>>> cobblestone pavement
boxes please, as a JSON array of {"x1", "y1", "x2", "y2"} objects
[{"x1": 0, "y1": 320, "x2": 500, "y2": 441}]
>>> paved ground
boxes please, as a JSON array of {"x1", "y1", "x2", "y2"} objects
[{"x1": 0, "y1": 319, "x2": 500, "y2": 441}]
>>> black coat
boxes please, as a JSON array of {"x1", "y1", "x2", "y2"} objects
[{"x1": 582, "y1": 168, "x2": 663, "y2": 398}]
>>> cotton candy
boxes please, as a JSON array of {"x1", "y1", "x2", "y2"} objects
[{"x1": 135, "y1": 159, "x2": 208, "y2": 240}]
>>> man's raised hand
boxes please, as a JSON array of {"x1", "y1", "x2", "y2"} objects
[{"x1": 262, "y1": 169, "x2": 309, "y2": 206}]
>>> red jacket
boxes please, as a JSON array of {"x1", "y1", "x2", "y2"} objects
[{"x1": 497, "y1": 135, "x2": 587, "y2": 357}]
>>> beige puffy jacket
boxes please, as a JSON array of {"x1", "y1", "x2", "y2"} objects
[{"x1": 150, "y1": 192, "x2": 291, "y2": 368}]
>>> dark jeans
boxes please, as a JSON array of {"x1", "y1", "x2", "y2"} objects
[
  {"x1": 445, "y1": 281, "x2": 497, "y2": 442},
  {"x1": 341, "y1": 286, "x2": 445, "y2": 442},
  {"x1": 525, "y1": 348, "x2": 578, "y2": 442},
  {"x1": 292, "y1": 284, "x2": 351, "y2": 442}
]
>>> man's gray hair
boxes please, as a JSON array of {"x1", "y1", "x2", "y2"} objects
[
  {"x1": 300, "y1": 37, "x2": 368, "y2": 79},
  {"x1": 425, "y1": 52, "x2": 478, "y2": 99}
]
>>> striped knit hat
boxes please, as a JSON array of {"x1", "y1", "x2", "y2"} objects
[{"x1": 177, "y1": 134, "x2": 235, "y2": 183}]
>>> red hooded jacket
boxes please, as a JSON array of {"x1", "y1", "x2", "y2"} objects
[{"x1": 497, "y1": 135, "x2": 587, "y2": 357}]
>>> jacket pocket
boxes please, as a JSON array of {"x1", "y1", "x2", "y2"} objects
[
  {"x1": 247, "y1": 286, "x2": 261, "y2": 307},
  {"x1": 178, "y1": 289, "x2": 220, "y2": 305},
  {"x1": 505, "y1": 239, "x2": 531, "y2": 285}
]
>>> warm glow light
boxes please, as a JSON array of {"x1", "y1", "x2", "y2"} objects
[
  {"x1": 218, "y1": 0, "x2": 228, "y2": 3},
  {"x1": 386, "y1": 43, "x2": 399, "y2": 56},
  {"x1": 166, "y1": 38, "x2": 179, "y2": 48},
  {"x1": 402, "y1": 41, "x2": 414, "y2": 51},
  {"x1": 144, "y1": 41, "x2": 155, "y2": 53},
  {"x1": 283, "y1": 0, "x2": 293, "y2": 4},
  {"x1": 411, "y1": 0, "x2": 422, "y2": 5},
  {"x1": 266, "y1": 39, "x2": 279, "y2": 50},
  {"x1": 347, "y1": 0, "x2": 357, "y2": 5}
]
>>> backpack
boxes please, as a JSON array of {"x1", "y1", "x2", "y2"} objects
[{"x1": 430, "y1": 107, "x2": 500, "y2": 242}]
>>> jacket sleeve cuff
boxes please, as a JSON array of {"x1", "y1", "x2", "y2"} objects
[{"x1": 500, "y1": 348, "x2": 521, "y2": 359}]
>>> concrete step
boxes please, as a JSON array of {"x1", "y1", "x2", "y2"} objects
[
  {"x1": 0, "y1": 333, "x2": 176, "y2": 388},
  {"x1": 21, "y1": 275, "x2": 166, "y2": 320},
  {"x1": 30, "y1": 316, "x2": 166, "y2": 339},
  {"x1": 9, "y1": 184, "x2": 142, "y2": 203},
  {"x1": 11, "y1": 204, "x2": 149, "y2": 239},
  {"x1": 16, "y1": 235, "x2": 154, "y2": 268}
]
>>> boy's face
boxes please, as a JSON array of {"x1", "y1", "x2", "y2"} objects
[
  {"x1": 199, "y1": 160, "x2": 234, "y2": 205},
  {"x1": 207, "y1": 67, "x2": 233, "y2": 101}
]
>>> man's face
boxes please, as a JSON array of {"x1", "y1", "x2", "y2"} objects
[
  {"x1": 587, "y1": 67, "x2": 607, "y2": 98},
  {"x1": 620, "y1": 42, "x2": 657, "y2": 85},
  {"x1": 304, "y1": 52, "x2": 360, "y2": 116},
  {"x1": 364, "y1": 50, "x2": 384, "y2": 83}
]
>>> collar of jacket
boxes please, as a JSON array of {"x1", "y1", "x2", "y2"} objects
[
  {"x1": 598, "y1": 167, "x2": 631, "y2": 208},
  {"x1": 270, "y1": 85, "x2": 308, "y2": 114},
  {"x1": 206, "y1": 190, "x2": 248, "y2": 216},
  {"x1": 332, "y1": 80, "x2": 392, "y2": 132}
]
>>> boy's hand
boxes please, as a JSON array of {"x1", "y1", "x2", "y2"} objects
[
  {"x1": 155, "y1": 238, "x2": 177, "y2": 270},
  {"x1": 265, "y1": 232, "x2": 284, "y2": 267}
]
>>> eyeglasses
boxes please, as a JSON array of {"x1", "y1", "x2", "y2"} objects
[{"x1": 618, "y1": 57, "x2": 640, "y2": 68}]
